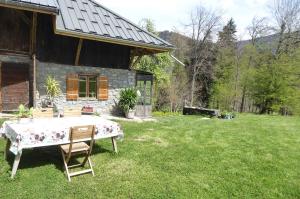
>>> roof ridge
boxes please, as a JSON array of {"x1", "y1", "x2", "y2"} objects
[{"x1": 87, "y1": 0, "x2": 173, "y2": 47}]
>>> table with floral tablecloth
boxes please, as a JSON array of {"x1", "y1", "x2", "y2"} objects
[{"x1": 0, "y1": 115, "x2": 123, "y2": 178}]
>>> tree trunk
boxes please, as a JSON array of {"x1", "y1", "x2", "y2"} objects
[
  {"x1": 240, "y1": 86, "x2": 246, "y2": 112},
  {"x1": 190, "y1": 65, "x2": 197, "y2": 107}
]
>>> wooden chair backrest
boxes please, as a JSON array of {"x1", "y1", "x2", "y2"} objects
[
  {"x1": 32, "y1": 108, "x2": 53, "y2": 118},
  {"x1": 66, "y1": 125, "x2": 96, "y2": 163},
  {"x1": 64, "y1": 107, "x2": 82, "y2": 117},
  {"x1": 70, "y1": 125, "x2": 95, "y2": 141}
]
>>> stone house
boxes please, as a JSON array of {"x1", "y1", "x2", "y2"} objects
[{"x1": 0, "y1": 0, "x2": 173, "y2": 115}]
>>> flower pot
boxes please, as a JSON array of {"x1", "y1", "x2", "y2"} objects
[{"x1": 125, "y1": 109, "x2": 135, "y2": 119}]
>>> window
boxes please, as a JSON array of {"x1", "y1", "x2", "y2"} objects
[{"x1": 79, "y1": 75, "x2": 97, "y2": 98}]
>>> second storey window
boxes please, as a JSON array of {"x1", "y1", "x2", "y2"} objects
[{"x1": 79, "y1": 75, "x2": 97, "y2": 98}]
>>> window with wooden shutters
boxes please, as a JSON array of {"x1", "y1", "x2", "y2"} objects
[
  {"x1": 78, "y1": 75, "x2": 97, "y2": 98},
  {"x1": 66, "y1": 74, "x2": 79, "y2": 100},
  {"x1": 98, "y1": 76, "x2": 108, "y2": 100}
]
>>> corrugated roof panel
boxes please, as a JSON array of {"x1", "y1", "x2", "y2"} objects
[
  {"x1": 98, "y1": 7, "x2": 121, "y2": 38},
  {"x1": 78, "y1": 18, "x2": 89, "y2": 33},
  {"x1": 57, "y1": 0, "x2": 75, "y2": 30},
  {"x1": 81, "y1": 10, "x2": 96, "y2": 33},
  {"x1": 95, "y1": 7, "x2": 115, "y2": 37},
  {"x1": 108, "y1": 13, "x2": 127, "y2": 39},
  {"x1": 116, "y1": 18, "x2": 134, "y2": 40},
  {"x1": 128, "y1": 24, "x2": 144, "y2": 42},
  {"x1": 72, "y1": 0, "x2": 84, "y2": 20},
  {"x1": 67, "y1": 7, "x2": 82, "y2": 30},
  {"x1": 92, "y1": 13, "x2": 108, "y2": 35},
  {"x1": 94, "y1": 13, "x2": 112, "y2": 36},
  {"x1": 54, "y1": 0, "x2": 174, "y2": 50},
  {"x1": 83, "y1": 2, "x2": 96, "y2": 22}
]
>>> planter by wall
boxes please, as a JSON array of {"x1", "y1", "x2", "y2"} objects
[{"x1": 125, "y1": 109, "x2": 135, "y2": 119}]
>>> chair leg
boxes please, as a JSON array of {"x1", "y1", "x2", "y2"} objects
[
  {"x1": 81, "y1": 151, "x2": 88, "y2": 167},
  {"x1": 4, "y1": 139, "x2": 11, "y2": 160},
  {"x1": 60, "y1": 149, "x2": 71, "y2": 182},
  {"x1": 87, "y1": 157, "x2": 95, "y2": 176}
]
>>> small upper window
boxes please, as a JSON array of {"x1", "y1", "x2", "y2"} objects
[{"x1": 79, "y1": 75, "x2": 97, "y2": 98}]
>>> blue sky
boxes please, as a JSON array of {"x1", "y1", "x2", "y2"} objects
[{"x1": 97, "y1": 0, "x2": 272, "y2": 39}]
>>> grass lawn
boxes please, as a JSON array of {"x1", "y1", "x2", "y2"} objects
[{"x1": 0, "y1": 114, "x2": 300, "y2": 198}]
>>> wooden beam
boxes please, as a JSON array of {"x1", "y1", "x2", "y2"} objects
[
  {"x1": 75, "y1": 38, "x2": 83, "y2": 66},
  {"x1": 0, "y1": 61, "x2": 2, "y2": 112},
  {"x1": 130, "y1": 55, "x2": 143, "y2": 69},
  {"x1": 32, "y1": 54, "x2": 36, "y2": 108},
  {"x1": 30, "y1": 12, "x2": 37, "y2": 55}
]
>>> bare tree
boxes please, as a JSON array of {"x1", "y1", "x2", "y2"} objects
[
  {"x1": 185, "y1": 6, "x2": 221, "y2": 106},
  {"x1": 247, "y1": 17, "x2": 270, "y2": 45},
  {"x1": 270, "y1": 0, "x2": 300, "y2": 56}
]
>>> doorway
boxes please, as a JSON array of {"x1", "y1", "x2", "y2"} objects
[
  {"x1": 0, "y1": 62, "x2": 31, "y2": 111},
  {"x1": 135, "y1": 71, "x2": 153, "y2": 118}
]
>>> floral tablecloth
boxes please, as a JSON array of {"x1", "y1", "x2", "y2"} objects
[{"x1": 0, "y1": 116, "x2": 124, "y2": 155}]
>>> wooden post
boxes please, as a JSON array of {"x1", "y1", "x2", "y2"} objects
[
  {"x1": 32, "y1": 54, "x2": 36, "y2": 107},
  {"x1": 75, "y1": 38, "x2": 83, "y2": 66},
  {"x1": 0, "y1": 61, "x2": 2, "y2": 112},
  {"x1": 30, "y1": 12, "x2": 37, "y2": 55}
]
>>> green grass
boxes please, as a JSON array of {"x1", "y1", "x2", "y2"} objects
[{"x1": 0, "y1": 114, "x2": 300, "y2": 198}]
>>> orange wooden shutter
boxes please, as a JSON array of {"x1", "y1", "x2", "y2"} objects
[
  {"x1": 98, "y1": 76, "x2": 108, "y2": 100},
  {"x1": 66, "y1": 74, "x2": 79, "y2": 100}
]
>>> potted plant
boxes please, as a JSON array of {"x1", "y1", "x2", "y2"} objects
[
  {"x1": 118, "y1": 88, "x2": 137, "y2": 119},
  {"x1": 17, "y1": 104, "x2": 33, "y2": 119},
  {"x1": 44, "y1": 75, "x2": 61, "y2": 107}
]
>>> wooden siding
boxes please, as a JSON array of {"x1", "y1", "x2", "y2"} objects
[
  {"x1": 79, "y1": 40, "x2": 130, "y2": 69},
  {"x1": 0, "y1": 7, "x2": 31, "y2": 54},
  {"x1": 36, "y1": 14, "x2": 131, "y2": 68},
  {"x1": 1, "y1": 63, "x2": 30, "y2": 111},
  {"x1": 36, "y1": 14, "x2": 78, "y2": 65}
]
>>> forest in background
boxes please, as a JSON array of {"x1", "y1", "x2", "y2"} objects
[{"x1": 134, "y1": 0, "x2": 300, "y2": 115}]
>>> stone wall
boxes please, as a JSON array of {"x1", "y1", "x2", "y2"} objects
[{"x1": 36, "y1": 61, "x2": 136, "y2": 114}]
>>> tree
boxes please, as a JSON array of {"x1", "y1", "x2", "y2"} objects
[
  {"x1": 270, "y1": 0, "x2": 300, "y2": 57},
  {"x1": 218, "y1": 18, "x2": 237, "y2": 48},
  {"x1": 135, "y1": 19, "x2": 174, "y2": 111},
  {"x1": 185, "y1": 6, "x2": 221, "y2": 106},
  {"x1": 238, "y1": 17, "x2": 271, "y2": 112},
  {"x1": 211, "y1": 19, "x2": 238, "y2": 111}
]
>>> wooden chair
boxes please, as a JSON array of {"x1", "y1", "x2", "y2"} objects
[
  {"x1": 63, "y1": 107, "x2": 82, "y2": 117},
  {"x1": 60, "y1": 125, "x2": 96, "y2": 182},
  {"x1": 32, "y1": 108, "x2": 54, "y2": 118}
]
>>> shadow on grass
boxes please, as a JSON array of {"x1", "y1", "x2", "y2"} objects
[{"x1": 5, "y1": 143, "x2": 112, "y2": 173}]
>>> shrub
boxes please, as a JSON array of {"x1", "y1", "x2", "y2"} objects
[{"x1": 118, "y1": 88, "x2": 138, "y2": 113}]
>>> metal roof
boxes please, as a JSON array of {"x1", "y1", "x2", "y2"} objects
[
  {"x1": 0, "y1": 0, "x2": 59, "y2": 13},
  {"x1": 0, "y1": 0, "x2": 174, "y2": 51},
  {"x1": 55, "y1": 0, "x2": 174, "y2": 51}
]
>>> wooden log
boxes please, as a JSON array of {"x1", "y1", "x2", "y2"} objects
[{"x1": 183, "y1": 106, "x2": 220, "y2": 117}]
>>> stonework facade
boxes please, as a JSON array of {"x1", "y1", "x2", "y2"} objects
[{"x1": 36, "y1": 61, "x2": 136, "y2": 114}]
